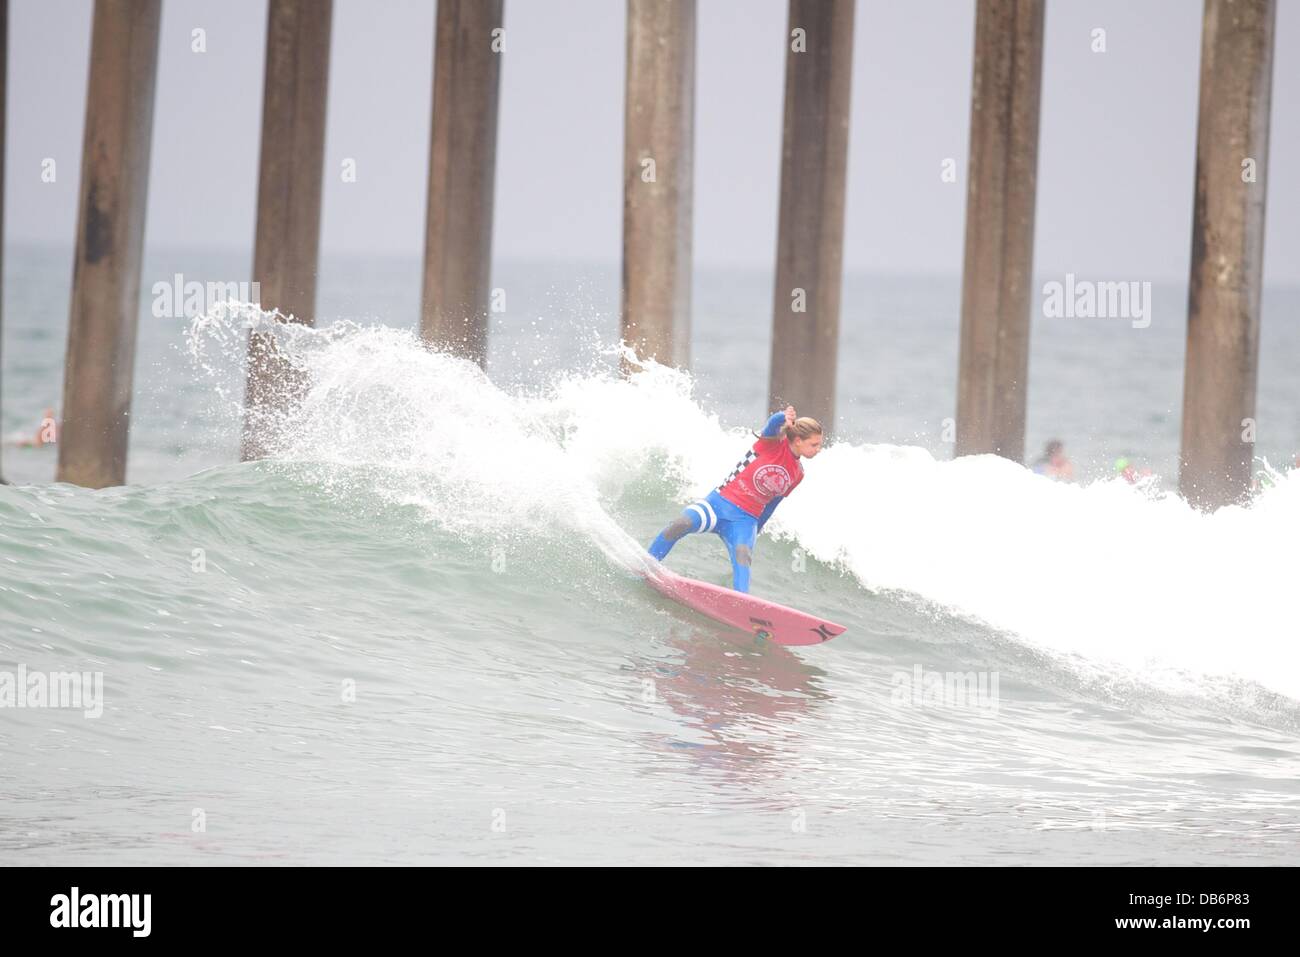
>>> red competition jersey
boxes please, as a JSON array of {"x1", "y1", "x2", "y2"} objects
[{"x1": 717, "y1": 435, "x2": 804, "y2": 517}]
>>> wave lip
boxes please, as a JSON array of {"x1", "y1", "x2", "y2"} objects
[{"x1": 192, "y1": 305, "x2": 1299, "y2": 704}]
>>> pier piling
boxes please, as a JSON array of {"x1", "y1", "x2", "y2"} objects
[
  {"x1": 1179, "y1": 0, "x2": 1276, "y2": 509},
  {"x1": 241, "y1": 0, "x2": 333, "y2": 461},
  {"x1": 420, "y1": 0, "x2": 504, "y2": 368},
  {"x1": 768, "y1": 0, "x2": 854, "y2": 431},
  {"x1": 621, "y1": 0, "x2": 696, "y2": 374},
  {"x1": 954, "y1": 0, "x2": 1044, "y2": 463},
  {"x1": 0, "y1": 1, "x2": 7, "y2": 484},
  {"x1": 57, "y1": 0, "x2": 161, "y2": 488}
]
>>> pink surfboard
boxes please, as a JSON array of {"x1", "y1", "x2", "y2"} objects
[{"x1": 644, "y1": 567, "x2": 846, "y2": 646}]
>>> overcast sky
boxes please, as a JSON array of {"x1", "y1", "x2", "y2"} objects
[{"x1": 6, "y1": 0, "x2": 1298, "y2": 283}]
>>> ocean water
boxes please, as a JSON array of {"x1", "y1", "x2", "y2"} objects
[{"x1": 2, "y1": 245, "x2": 1299, "y2": 865}]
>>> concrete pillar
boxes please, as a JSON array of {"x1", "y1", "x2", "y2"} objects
[
  {"x1": 769, "y1": 0, "x2": 854, "y2": 431},
  {"x1": 420, "y1": 0, "x2": 504, "y2": 367},
  {"x1": 57, "y1": 0, "x2": 161, "y2": 488},
  {"x1": 0, "y1": 0, "x2": 7, "y2": 484},
  {"x1": 242, "y1": 0, "x2": 333, "y2": 461},
  {"x1": 1179, "y1": 0, "x2": 1276, "y2": 509},
  {"x1": 954, "y1": 0, "x2": 1044, "y2": 462},
  {"x1": 621, "y1": 0, "x2": 695, "y2": 374}
]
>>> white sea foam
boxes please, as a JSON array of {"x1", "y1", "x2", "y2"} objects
[{"x1": 189, "y1": 304, "x2": 1300, "y2": 701}]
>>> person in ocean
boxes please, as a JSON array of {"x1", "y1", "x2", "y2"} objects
[
  {"x1": 1113, "y1": 455, "x2": 1153, "y2": 484},
  {"x1": 647, "y1": 405, "x2": 823, "y2": 593},
  {"x1": 1030, "y1": 439, "x2": 1073, "y2": 481},
  {"x1": 9, "y1": 407, "x2": 59, "y2": 448}
]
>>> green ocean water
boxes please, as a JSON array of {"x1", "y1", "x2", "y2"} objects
[
  {"x1": 3, "y1": 460, "x2": 1298, "y2": 865},
  {"x1": 2, "y1": 247, "x2": 1299, "y2": 864}
]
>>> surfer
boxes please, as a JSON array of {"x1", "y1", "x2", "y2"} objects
[
  {"x1": 9, "y1": 408, "x2": 59, "y2": 448},
  {"x1": 1113, "y1": 455, "x2": 1152, "y2": 484},
  {"x1": 1030, "y1": 439, "x2": 1073, "y2": 481},
  {"x1": 647, "y1": 406, "x2": 823, "y2": 593}
]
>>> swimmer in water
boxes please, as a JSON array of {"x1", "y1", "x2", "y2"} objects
[
  {"x1": 10, "y1": 408, "x2": 59, "y2": 448},
  {"x1": 1030, "y1": 439, "x2": 1073, "y2": 481}
]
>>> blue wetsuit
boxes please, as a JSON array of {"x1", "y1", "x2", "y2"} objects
[{"x1": 647, "y1": 411, "x2": 787, "y2": 593}]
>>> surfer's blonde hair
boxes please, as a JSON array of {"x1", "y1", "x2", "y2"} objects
[{"x1": 761, "y1": 416, "x2": 823, "y2": 444}]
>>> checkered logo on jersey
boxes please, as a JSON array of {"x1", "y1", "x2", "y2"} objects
[{"x1": 718, "y1": 449, "x2": 757, "y2": 491}]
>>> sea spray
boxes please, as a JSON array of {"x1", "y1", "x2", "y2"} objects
[
  {"x1": 182, "y1": 302, "x2": 1300, "y2": 701},
  {"x1": 186, "y1": 301, "x2": 664, "y2": 576}
]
